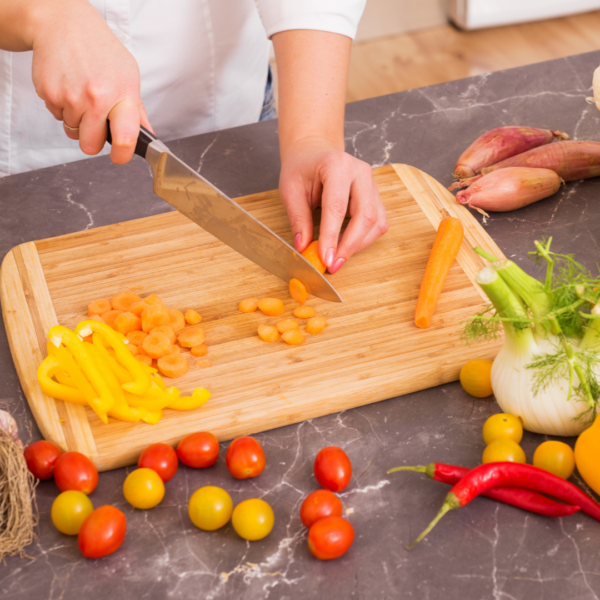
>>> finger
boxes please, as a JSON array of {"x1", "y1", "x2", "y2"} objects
[
  {"x1": 329, "y1": 178, "x2": 388, "y2": 273},
  {"x1": 280, "y1": 179, "x2": 314, "y2": 252},
  {"x1": 139, "y1": 103, "x2": 155, "y2": 134},
  {"x1": 318, "y1": 169, "x2": 352, "y2": 269},
  {"x1": 43, "y1": 99, "x2": 65, "y2": 122},
  {"x1": 62, "y1": 107, "x2": 83, "y2": 142},
  {"x1": 106, "y1": 98, "x2": 141, "y2": 164}
]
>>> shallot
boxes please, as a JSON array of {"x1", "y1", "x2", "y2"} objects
[
  {"x1": 456, "y1": 167, "x2": 562, "y2": 212},
  {"x1": 453, "y1": 126, "x2": 569, "y2": 180}
]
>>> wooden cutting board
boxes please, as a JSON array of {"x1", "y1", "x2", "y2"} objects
[{"x1": 0, "y1": 164, "x2": 504, "y2": 471}]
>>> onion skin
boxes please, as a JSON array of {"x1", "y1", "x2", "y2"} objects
[
  {"x1": 456, "y1": 167, "x2": 562, "y2": 212},
  {"x1": 454, "y1": 126, "x2": 569, "y2": 180},
  {"x1": 481, "y1": 140, "x2": 600, "y2": 181}
]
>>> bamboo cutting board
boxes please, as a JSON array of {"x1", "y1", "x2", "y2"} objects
[{"x1": 0, "y1": 165, "x2": 504, "y2": 471}]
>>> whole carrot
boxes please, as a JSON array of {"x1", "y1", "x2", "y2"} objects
[
  {"x1": 407, "y1": 462, "x2": 600, "y2": 550},
  {"x1": 389, "y1": 463, "x2": 580, "y2": 518},
  {"x1": 414, "y1": 211, "x2": 464, "y2": 329}
]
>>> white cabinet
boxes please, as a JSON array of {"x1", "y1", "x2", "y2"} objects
[{"x1": 447, "y1": 0, "x2": 600, "y2": 30}]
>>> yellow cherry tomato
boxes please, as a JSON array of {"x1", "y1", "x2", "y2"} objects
[
  {"x1": 188, "y1": 486, "x2": 233, "y2": 531},
  {"x1": 459, "y1": 359, "x2": 493, "y2": 398},
  {"x1": 51, "y1": 490, "x2": 94, "y2": 535},
  {"x1": 574, "y1": 415, "x2": 600, "y2": 494},
  {"x1": 482, "y1": 413, "x2": 523, "y2": 445},
  {"x1": 533, "y1": 441, "x2": 575, "y2": 479},
  {"x1": 123, "y1": 468, "x2": 165, "y2": 509},
  {"x1": 232, "y1": 499, "x2": 274, "y2": 541},
  {"x1": 482, "y1": 439, "x2": 526, "y2": 464}
]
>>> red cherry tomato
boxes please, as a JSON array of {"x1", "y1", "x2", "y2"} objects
[
  {"x1": 308, "y1": 516, "x2": 354, "y2": 560},
  {"x1": 24, "y1": 440, "x2": 62, "y2": 480},
  {"x1": 138, "y1": 443, "x2": 178, "y2": 482},
  {"x1": 313, "y1": 447, "x2": 352, "y2": 492},
  {"x1": 177, "y1": 432, "x2": 220, "y2": 468},
  {"x1": 78, "y1": 505, "x2": 126, "y2": 559},
  {"x1": 225, "y1": 436, "x2": 266, "y2": 479},
  {"x1": 300, "y1": 489, "x2": 343, "y2": 528},
  {"x1": 54, "y1": 452, "x2": 99, "y2": 495}
]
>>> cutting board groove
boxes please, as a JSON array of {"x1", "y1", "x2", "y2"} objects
[{"x1": 1, "y1": 165, "x2": 503, "y2": 471}]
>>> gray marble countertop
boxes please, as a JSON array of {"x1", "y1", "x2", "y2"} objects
[{"x1": 2, "y1": 51, "x2": 600, "y2": 600}]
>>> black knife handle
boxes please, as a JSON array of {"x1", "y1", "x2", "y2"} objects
[{"x1": 106, "y1": 120, "x2": 157, "y2": 159}]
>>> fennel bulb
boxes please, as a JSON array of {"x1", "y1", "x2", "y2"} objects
[{"x1": 466, "y1": 240, "x2": 600, "y2": 437}]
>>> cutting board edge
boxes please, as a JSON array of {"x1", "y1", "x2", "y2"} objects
[{"x1": 0, "y1": 244, "x2": 101, "y2": 466}]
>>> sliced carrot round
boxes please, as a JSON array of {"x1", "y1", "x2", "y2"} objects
[
  {"x1": 129, "y1": 301, "x2": 150, "y2": 316},
  {"x1": 136, "y1": 354, "x2": 153, "y2": 367},
  {"x1": 113, "y1": 311, "x2": 142, "y2": 335},
  {"x1": 88, "y1": 299, "x2": 112, "y2": 317},
  {"x1": 293, "y1": 306, "x2": 316, "y2": 319},
  {"x1": 126, "y1": 331, "x2": 148, "y2": 346},
  {"x1": 157, "y1": 354, "x2": 189, "y2": 378},
  {"x1": 239, "y1": 298, "x2": 259, "y2": 313},
  {"x1": 195, "y1": 359, "x2": 211, "y2": 369},
  {"x1": 177, "y1": 328, "x2": 205, "y2": 348},
  {"x1": 190, "y1": 344, "x2": 208, "y2": 357},
  {"x1": 127, "y1": 343, "x2": 139, "y2": 356},
  {"x1": 142, "y1": 331, "x2": 174, "y2": 359},
  {"x1": 167, "y1": 309, "x2": 186, "y2": 332},
  {"x1": 258, "y1": 298, "x2": 285, "y2": 316},
  {"x1": 141, "y1": 304, "x2": 170, "y2": 332},
  {"x1": 111, "y1": 291, "x2": 142, "y2": 311},
  {"x1": 282, "y1": 329, "x2": 305, "y2": 345},
  {"x1": 143, "y1": 294, "x2": 164, "y2": 306},
  {"x1": 306, "y1": 316, "x2": 327, "y2": 335},
  {"x1": 301, "y1": 240, "x2": 326, "y2": 274},
  {"x1": 258, "y1": 324, "x2": 280, "y2": 343},
  {"x1": 289, "y1": 278, "x2": 309, "y2": 304},
  {"x1": 276, "y1": 319, "x2": 299, "y2": 334},
  {"x1": 168, "y1": 344, "x2": 180, "y2": 355},
  {"x1": 150, "y1": 325, "x2": 176, "y2": 345},
  {"x1": 184, "y1": 309, "x2": 202, "y2": 325},
  {"x1": 101, "y1": 309, "x2": 124, "y2": 329}
]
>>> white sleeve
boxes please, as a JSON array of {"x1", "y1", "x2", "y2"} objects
[{"x1": 254, "y1": 0, "x2": 366, "y2": 40}]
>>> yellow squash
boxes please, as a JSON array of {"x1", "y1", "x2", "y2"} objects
[{"x1": 574, "y1": 415, "x2": 600, "y2": 495}]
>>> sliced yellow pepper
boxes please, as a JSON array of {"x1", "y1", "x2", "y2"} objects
[
  {"x1": 46, "y1": 331, "x2": 112, "y2": 423},
  {"x1": 75, "y1": 320, "x2": 149, "y2": 395},
  {"x1": 168, "y1": 388, "x2": 211, "y2": 411},
  {"x1": 37, "y1": 355, "x2": 88, "y2": 405},
  {"x1": 143, "y1": 409, "x2": 163, "y2": 425},
  {"x1": 85, "y1": 343, "x2": 147, "y2": 423},
  {"x1": 125, "y1": 381, "x2": 179, "y2": 411},
  {"x1": 92, "y1": 333, "x2": 134, "y2": 385}
]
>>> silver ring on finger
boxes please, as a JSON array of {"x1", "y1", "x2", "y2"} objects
[{"x1": 63, "y1": 122, "x2": 80, "y2": 133}]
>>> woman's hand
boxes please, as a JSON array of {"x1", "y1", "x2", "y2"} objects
[
  {"x1": 27, "y1": 0, "x2": 151, "y2": 164},
  {"x1": 280, "y1": 136, "x2": 388, "y2": 274}
]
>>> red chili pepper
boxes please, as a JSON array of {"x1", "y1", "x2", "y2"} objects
[
  {"x1": 388, "y1": 463, "x2": 580, "y2": 518},
  {"x1": 406, "y1": 462, "x2": 600, "y2": 550}
]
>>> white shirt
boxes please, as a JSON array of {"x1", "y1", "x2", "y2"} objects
[{"x1": 0, "y1": 0, "x2": 365, "y2": 177}]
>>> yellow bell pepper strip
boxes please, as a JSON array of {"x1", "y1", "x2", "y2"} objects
[
  {"x1": 75, "y1": 320, "x2": 150, "y2": 395},
  {"x1": 125, "y1": 381, "x2": 180, "y2": 411},
  {"x1": 168, "y1": 388, "x2": 211, "y2": 411},
  {"x1": 48, "y1": 326, "x2": 114, "y2": 422},
  {"x1": 84, "y1": 343, "x2": 147, "y2": 423},
  {"x1": 92, "y1": 333, "x2": 134, "y2": 385},
  {"x1": 151, "y1": 373, "x2": 167, "y2": 390},
  {"x1": 142, "y1": 409, "x2": 163, "y2": 425},
  {"x1": 37, "y1": 355, "x2": 88, "y2": 405}
]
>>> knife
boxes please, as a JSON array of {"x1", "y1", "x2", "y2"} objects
[{"x1": 106, "y1": 124, "x2": 342, "y2": 302}]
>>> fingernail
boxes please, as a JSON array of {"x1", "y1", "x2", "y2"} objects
[
  {"x1": 294, "y1": 233, "x2": 302, "y2": 250},
  {"x1": 330, "y1": 257, "x2": 345, "y2": 274},
  {"x1": 325, "y1": 248, "x2": 335, "y2": 268}
]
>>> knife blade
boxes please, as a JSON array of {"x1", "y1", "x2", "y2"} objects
[{"x1": 107, "y1": 124, "x2": 342, "y2": 302}]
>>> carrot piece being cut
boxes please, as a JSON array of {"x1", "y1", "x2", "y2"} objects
[
  {"x1": 88, "y1": 299, "x2": 112, "y2": 317},
  {"x1": 289, "y1": 278, "x2": 309, "y2": 304},
  {"x1": 414, "y1": 212, "x2": 464, "y2": 329},
  {"x1": 113, "y1": 311, "x2": 142, "y2": 335},
  {"x1": 301, "y1": 241, "x2": 326, "y2": 274},
  {"x1": 177, "y1": 327, "x2": 205, "y2": 348},
  {"x1": 157, "y1": 354, "x2": 189, "y2": 378},
  {"x1": 111, "y1": 291, "x2": 142, "y2": 311},
  {"x1": 185, "y1": 309, "x2": 202, "y2": 325}
]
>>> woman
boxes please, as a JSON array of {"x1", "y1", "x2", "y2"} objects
[{"x1": 0, "y1": 0, "x2": 388, "y2": 274}]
